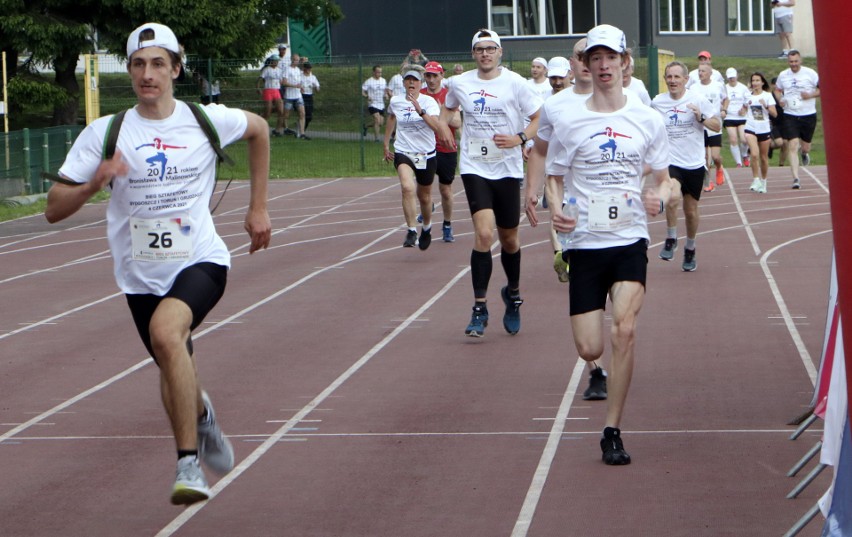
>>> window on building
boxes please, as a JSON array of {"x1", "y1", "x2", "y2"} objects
[
  {"x1": 727, "y1": 0, "x2": 773, "y2": 33},
  {"x1": 659, "y1": 0, "x2": 709, "y2": 33},
  {"x1": 488, "y1": 0, "x2": 596, "y2": 37}
]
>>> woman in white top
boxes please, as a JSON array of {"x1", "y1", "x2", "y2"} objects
[
  {"x1": 740, "y1": 72, "x2": 777, "y2": 193},
  {"x1": 723, "y1": 67, "x2": 751, "y2": 167},
  {"x1": 383, "y1": 70, "x2": 442, "y2": 250}
]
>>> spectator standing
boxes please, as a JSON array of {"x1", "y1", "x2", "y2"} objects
[
  {"x1": 772, "y1": 0, "x2": 796, "y2": 58},
  {"x1": 405, "y1": 48, "x2": 429, "y2": 67},
  {"x1": 281, "y1": 53, "x2": 308, "y2": 139},
  {"x1": 257, "y1": 54, "x2": 285, "y2": 136},
  {"x1": 300, "y1": 62, "x2": 320, "y2": 133},
  {"x1": 362, "y1": 65, "x2": 387, "y2": 142}
]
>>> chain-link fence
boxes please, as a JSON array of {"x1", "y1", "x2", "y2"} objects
[{"x1": 1, "y1": 49, "x2": 652, "y2": 195}]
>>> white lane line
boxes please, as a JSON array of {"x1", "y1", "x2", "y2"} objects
[
  {"x1": 155, "y1": 262, "x2": 472, "y2": 536},
  {"x1": 0, "y1": 292, "x2": 123, "y2": 342},
  {"x1": 800, "y1": 167, "x2": 829, "y2": 194},
  {"x1": 511, "y1": 358, "x2": 586, "y2": 537},
  {"x1": 727, "y1": 175, "x2": 762, "y2": 256},
  {"x1": 759, "y1": 229, "x2": 832, "y2": 386}
]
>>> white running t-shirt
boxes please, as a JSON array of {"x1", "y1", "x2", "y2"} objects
[
  {"x1": 651, "y1": 90, "x2": 715, "y2": 169},
  {"x1": 387, "y1": 94, "x2": 440, "y2": 154},
  {"x1": 59, "y1": 102, "x2": 248, "y2": 295},
  {"x1": 445, "y1": 67, "x2": 542, "y2": 179}
]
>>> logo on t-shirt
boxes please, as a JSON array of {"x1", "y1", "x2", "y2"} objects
[
  {"x1": 469, "y1": 89, "x2": 499, "y2": 114},
  {"x1": 589, "y1": 127, "x2": 632, "y2": 161},
  {"x1": 135, "y1": 138, "x2": 187, "y2": 180},
  {"x1": 666, "y1": 107, "x2": 690, "y2": 125}
]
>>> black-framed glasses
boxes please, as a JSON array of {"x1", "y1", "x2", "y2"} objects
[{"x1": 473, "y1": 46, "x2": 498, "y2": 54}]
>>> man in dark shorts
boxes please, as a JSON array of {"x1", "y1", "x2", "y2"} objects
[
  {"x1": 45, "y1": 22, "x2": 272, "y2": 505},
  {"x1": 421, "y1": 61, "x2": 460, "y2": 242},
  {"x1": 773, "y1": 50, "x2": 820, "y2": 189},
  {"x1": 652, "y1": 61, "x2": 720, "y2": 272},
  {"x1": 439, "y1": 29, "x2": 542, "y2": 338}
]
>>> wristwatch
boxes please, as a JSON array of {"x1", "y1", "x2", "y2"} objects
[
  {"x1": 517, "y1": 132, "x2": 529, "y2": 144},
  {"x1": 699, "y1": 114, "x2": 706, "y2": 123}
]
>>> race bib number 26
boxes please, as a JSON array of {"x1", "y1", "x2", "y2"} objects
[{"x1": 130, "y1": 216, "x2": 193, "y2": 262}]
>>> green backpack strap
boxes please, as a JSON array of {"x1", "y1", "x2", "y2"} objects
[{"x1": 185, "y1": 102, "x2": 235, "y2": 166}]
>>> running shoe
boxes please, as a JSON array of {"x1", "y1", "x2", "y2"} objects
[
  {"x1": 198, "y1": 391, "x2": 234, "y2": 475},
  {"x1": 465, "y1": 304, "x2": 489, "y2": 337},
  {"x1": 792, "y1": 178, "x2": 801, "y2": 190},
  {"x1": 749, "y1": 178, "x2": 762, "y2": 192},
  {"x1": 703, "y1": 182, "x2": 715, "y2": 193},
  {"x1": 757, "y1": 179, "x2": 768, "y2": 194},
  {"x1": 601, "y1": 427, "x2": 631, "y2": 465},
  {"x1": 501, "y1": 286, "x2": 523, "y2": 335},
  {"x1": 743, "y1": 156, "x2": 750, "y2": 167},
  {"x1": 715, "y1": 168, "x2": 725, "y2": 185},
  {"x1": 283, "y1": 128, "x2": 296, "y2": 136},
  {"x1": 403, "y1": 230, "x2": 417, "y2": 248},
  {"x1": 553, "y1": 251, "x2": 569, "y2": 283},
  {"x1": 171, "y1": 456, "x2": 210, "y2": 505},
  {"x1": 583, "y1": 367, "x2": 608, "y2": 400},
  {"x1": 416, "y1": 202, "x2": 436, "y2": 224},
  {"x1": 442, "y1": 223, "x2": 454, "y2": 243},
  {"x1": 299, "y1": 134, "x2": 311, "y2": 140},
  {"x1": 801, "y1": 152, "x2": 810, "y2": 166},
  {"x1": 659, "y1": 238, "x2": 677, "y2": 261},
  {"x1": 682, "y1": 248, "x2": 697, "y2": 272},
  {"x1": 418, "y1": 228, "x2": 432, "y2": 251}
]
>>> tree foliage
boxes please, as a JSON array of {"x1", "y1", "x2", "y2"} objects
[{"x1": 0, "y1": 0, "x2": 343, "y2": 125}]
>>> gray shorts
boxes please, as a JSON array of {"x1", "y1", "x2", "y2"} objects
[
  {"x1": 775, "y1": 14, "x2": 793, "y2": 34},
  {"x1": 284, "y1": 97, "x2": 304, "y2": 110}
]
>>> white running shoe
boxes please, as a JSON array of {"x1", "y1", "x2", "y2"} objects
[
  {"x1": 749, "y1": 178, "x2": 762, "y2": 192},
  {"x1": 171, "y1": 456, "x2": 210, "y2": 505},
  {"x1": 757, "y1": 179, "x2": 768, "y2": 194},
  {"x1": 198, "y1": 391, "x2": 235, "y2": 475}
]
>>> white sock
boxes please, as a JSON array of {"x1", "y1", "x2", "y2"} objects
[{"x1": 730, "y1": 145, "x2": 742, "y2": 165}]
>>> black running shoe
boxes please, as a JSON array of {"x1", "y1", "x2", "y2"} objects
[
  {"x1": 501, "y1": 286, "x2": 523, "y2": 335},
  {"x1": 418, "y1": 228, "x2": 432, "y2": 250},
  {"x1": 403, "y1": 230, "x2": 417, "y2": 247},
  {"x1": 601, "y1": 427, "x2": 631, "y2": 465},
  {"x1": 583, "y1": 367, "x2": 608, "y2": 401}
]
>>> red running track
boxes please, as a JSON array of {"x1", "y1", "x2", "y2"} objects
[{"x1": 0, "y1": 164, "x2": 833, "y2": 536}]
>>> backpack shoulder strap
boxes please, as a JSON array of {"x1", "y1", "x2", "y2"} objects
[
  {"x1": 185, "y1": 102, "x2": 235, "y2": 166},
  {"x1": 103, "y1": 109, "x2": 127, "y2": 161}
]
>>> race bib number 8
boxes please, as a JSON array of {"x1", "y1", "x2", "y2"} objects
[
  {"x1": 468, "y1": 138, "x2": 502, "y2": 163},
  {"x1": 130, "y1": 216, "x2": 193, "y2": 262},
  {"x1": 588, "y1": 194, "x2": 631, "y2": 232}
]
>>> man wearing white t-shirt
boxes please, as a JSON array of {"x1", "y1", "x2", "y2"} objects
[
  {"x1": 772, "y1": 0, "x2": 796, "y2": 58},
  {"x1": 439, "y1": 28, "x2": 542, "y2": 338},
  {"x1": 362, "y1": 66, "x2": 388, "y2": 142},
  {"x1": 686, "y1": 51, "x2": 724, "y2": 89},
  {"x1": 546, "y1": 24, "x2": 671, "y2": 465},
  {"x1": 527, "y1": 57, "x2": 551, "y2": 100},
  {"x1": 653, "y1": 61, "x2": 719, "y2": 272},
  {"x1": 691, "y1": 63, "x2": 729, "y2": 191},
  {"x1": 45, "y1": 22, "x2": 271, "y2": 505},
  {"x1": 773, "y1": 50, "x2": 820, "y2": 189},
  {"x1": 281, "y1": 53, "x2": 307, "y2": 139},
  {"x1": 383, "y1": 70, "x2": 442, "y2": 249},
  {"x1": 623, "y1": 55, "x2": 651, "y2": 106}
]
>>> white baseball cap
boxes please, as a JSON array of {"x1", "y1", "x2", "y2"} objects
[
  {"x1": 584, "y1": 24, "x2": 626, "y2": 54},
  {"x1": 726, "y1": 67, "x2": 738, "y2": 78},
  {"x1": 547, "y1": 56, "x2": 570, "y2": 78},
  {"x1": 532, "y1": 57, "x2": 547, "y2": 68},
  {"x1": 471, "y1": 29, "x2": 501, "y2": 49},
  {"x1": 403, "y1": 70, "x2": 423, "y2": 81},
  {"x1": 127, "y1": 23, "x2": 180, "y2": 58}
]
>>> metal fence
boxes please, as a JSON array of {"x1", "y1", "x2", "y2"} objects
[
  {"x1": 1, "y1": 48, "x2": 653, "y2": 193},
  {"x1": 1, "y1": 126, "x2": 85, "y2": 197}
]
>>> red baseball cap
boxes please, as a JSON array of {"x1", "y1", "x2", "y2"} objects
[
  {"x1": 424, "y1": 61, "x2": 444, "y2": 74},
  {"x1": 698, "y1": 50, "x2": 712, "y2": 59}
]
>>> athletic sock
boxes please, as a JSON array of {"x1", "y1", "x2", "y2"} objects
[
  {"x1": 730, "y1": 145, "x2": 742, "y2": 165},
  {"x1": 500, "y1": 249, "x2": 521, "y2": 291},
  {"x1": 685, "y1": 238, "x2": 696, "y2": 251},
  {"x1": 470, "y1": 250, "x2": 492, "y2": 300},
  {"x1": 667, "y1": 227, "x2": 678, "y2": 239},
  {"x1": 178, "y1": 449, "x2": 199, "y2": 461}
]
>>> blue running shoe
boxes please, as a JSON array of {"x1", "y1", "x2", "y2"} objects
[
  {"x1": 442, "y1": 223, "x2": 454, "y2": 243},
  {"x1": 501, "y1": 286, "x2": 523, "y2": 335},
  {"x1": 465, "y1": 304, "x2": 489, "y2": 337}
]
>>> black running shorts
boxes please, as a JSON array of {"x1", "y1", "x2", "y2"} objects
[
  {"x1": 126, "y1": 262, "x2": 228, "y2": 362},
  {"x1": 436, "y1": 151, "x2": 458, "y2": 185},
  {"x1": 394, "y1": 152, "x2": 437, "y2": 186},
  {"x1": 568, "y1": 239, "x2": 648, "y2": 316},
  {"x1": 780, "y1": 113, "x2": 817, "y2": 143},
  {"x1": 669, "y1": 164, "x2": 706, "y2": 202},
  {"x1": 461, "y1": 174, "x2": 521, "y2": 229}
]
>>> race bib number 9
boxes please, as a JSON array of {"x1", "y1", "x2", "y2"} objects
[
  {"x1": 468, "y1": 138, "x2": 503, "y2": 162},
  {"x1": 130, "y1": 216, "x2": 193, "y2": 262},
  {"x1": 588, "y1": 194, "x2": 631, "y2": 232}
]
